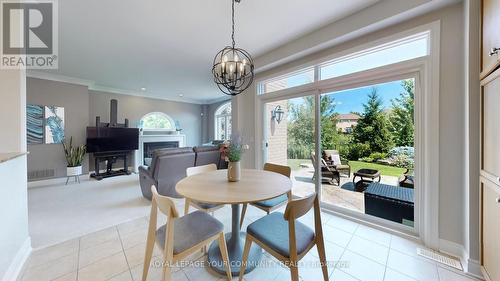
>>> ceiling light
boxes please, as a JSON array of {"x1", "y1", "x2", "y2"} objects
[
  {"x1": 212, "y1": 0, "x2": 254, "y2": 96},
  {"x1": 140, "y1": 87, "x2": 146, "y2": 91},
  {"x1": 179, "y1": 93, "x2": 184, "y2": 97}
]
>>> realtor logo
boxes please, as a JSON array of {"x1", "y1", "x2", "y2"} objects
[{"x1": 1, "y1": 0, "x2": 58, "y2": 69}]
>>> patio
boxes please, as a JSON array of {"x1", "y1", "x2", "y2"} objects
[{"x1": 290, "y1": 162, "x2": 400, "y2": 213}]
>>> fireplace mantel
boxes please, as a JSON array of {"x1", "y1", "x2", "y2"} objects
[{"x1": 133, "y1": 133, "x2": 186, "y2": 173}]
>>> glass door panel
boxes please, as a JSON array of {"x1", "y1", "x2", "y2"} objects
[
  {"x1": 319, "y1": 79, "x2": 416, "y2": 228},
  {"x1": 264, "y1": 95, "x2": 316, "y2": 198}
]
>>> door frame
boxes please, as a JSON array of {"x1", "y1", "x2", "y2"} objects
[{"x1": 253, "y1": 22, "x2": 440, "y2": 247}]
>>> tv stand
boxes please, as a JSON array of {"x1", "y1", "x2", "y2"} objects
[{"x1": 90, "y1": 151, "x2": 131, "y2": 180}]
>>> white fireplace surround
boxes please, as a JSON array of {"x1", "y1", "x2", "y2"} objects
[{"x1": 133, "y1": 131, "x2": 186, "y2": 173}]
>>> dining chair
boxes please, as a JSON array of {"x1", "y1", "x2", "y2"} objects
[
  {"x1": 239, "y1": 163, "x2": 292, "y2": 229},
  {"x1": 239, "y1": 192, "x2": 328, "y2": 281},
  {"x1": 184, "y1": 164, "x2": 224, "y2": 215},
  {"x1": 142, "y1": 185, "x2": 232, "y2": 281}
]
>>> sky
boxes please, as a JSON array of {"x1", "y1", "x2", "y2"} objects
[
  {"x1": 276, "y1": 34, "x2": 425, "y2": 114},
  {"x1": 323, "y1": 80, "x2": 406, "y2": 114},
  {"x1": 288, "y1": 80, "x2": 408, "y2": 114}
]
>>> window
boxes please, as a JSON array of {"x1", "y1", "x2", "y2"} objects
[
  {"x1": 320, "y1": 32, "x2": 429, "y2": 80},
  {"x1": 258, "y1": 32, "x2": 429, "y2": 94},
  {"x1": 215, "y1": 102, "x2": 231, "y2": 140},
  {"x1": 140, "y1": 112, "x2": 175, "y2": 130},
  {"x1": 260, "y1": 67, "x2": 315, "y2": 95}
]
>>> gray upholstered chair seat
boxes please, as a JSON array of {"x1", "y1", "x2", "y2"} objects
[
  {"x1": 192, "y1": 200, "x2": 221, "y2": 210},
  {"x1": 253, "y1": 194, "x2": 288, "y2": 208},
  {"x1": 247, "y1": 212, "x2": 315, "y2": 257},
  {"x1": 156, "y1": 211, "x2": 223, "y2": 254}
]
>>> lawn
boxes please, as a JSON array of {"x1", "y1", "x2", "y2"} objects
[{"x1": 287, "y1": 159, "x2": 406, "y2": 177}]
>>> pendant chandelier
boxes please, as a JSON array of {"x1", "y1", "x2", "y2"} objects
[{"x1": 212, "y1": 0, "x2": 254, "y2": 96}]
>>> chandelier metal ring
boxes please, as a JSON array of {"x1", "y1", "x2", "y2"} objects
[{"x1": 212, "y1": 0, "x2": 255, "y2": 96}]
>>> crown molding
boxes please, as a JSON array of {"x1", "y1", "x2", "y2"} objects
[{"x1": 25, "y1": 71, "x2": 222, "y2": 105}]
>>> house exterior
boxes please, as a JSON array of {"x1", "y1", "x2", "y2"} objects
[{"x1": 335, "y1": 113, "x2": 360, "y2": 133}]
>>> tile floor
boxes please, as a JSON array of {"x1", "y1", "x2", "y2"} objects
[{"x1": 18, "y1": 204, "x2": 481, "y2": 281}]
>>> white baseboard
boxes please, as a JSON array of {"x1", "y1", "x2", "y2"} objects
[
  {"x1": 1, "y1": 237, "x2": 32, "y2": 281},
  {"x1": 466, "y1": 259, "x2": 483, "y2": 280},
  {"x1": 439, "y1": 239, "x2": 484, "y2": 280}
]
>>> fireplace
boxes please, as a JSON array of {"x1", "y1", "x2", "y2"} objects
[
  {"x1": 133, "y1": 133, "x2": 186, "y2": 172},
  {"x1": 143, "y1": 141, "x2": 179, "y2": 165}
]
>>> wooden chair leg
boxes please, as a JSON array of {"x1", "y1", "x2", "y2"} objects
[
  {"x1": 316, "y1": 240, "x2": 329, "y2": 281},
  {"x1": 161, "y1": 256, "x2": 172, "y2": 281},
  {"x1": 290, "y1": 265, "x2": 300, "y2": 281},
  {"x1": 141, "y1": 230, "x2": 155, "y2": 281},
  {"x1": 184, "y1": 198, "x2": 190, "y2": 215},
  {"x1": 218, "y1": 233, "x2": 233, "y2": 280},
  {"x1": 239, "y1": 235, "x2": 252, "y2": 281},
  {"x1": 239, "y1": 203, "x2": 248, "y2": 229}
]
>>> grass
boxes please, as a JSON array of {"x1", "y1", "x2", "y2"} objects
[{"x1": 287, "y1": 158, "x2": 406, "y2": 177}]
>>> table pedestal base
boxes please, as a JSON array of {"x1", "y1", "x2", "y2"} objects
[{"x1": 207, "y1": 232, "x2": 262, "y2": 275}]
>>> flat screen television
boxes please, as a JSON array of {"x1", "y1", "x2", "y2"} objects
[{"x1": 86, "y1": 127, "x2": 139, "y2": 153}]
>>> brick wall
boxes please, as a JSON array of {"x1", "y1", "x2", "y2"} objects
[{"x1": 266, "y1": 101, "x2": 288, "y2": 165}]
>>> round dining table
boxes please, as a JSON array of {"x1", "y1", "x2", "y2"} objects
[{"x1": 176, "y1": 168, "x2": 292, "y2": 275}]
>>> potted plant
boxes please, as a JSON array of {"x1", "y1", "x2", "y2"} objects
[
  {"x1": 62, "y1": 137, "x2": 86, "y2": 177},
  {"x1": 220, "y1": 135, "x2": 249, "y2": 182}
]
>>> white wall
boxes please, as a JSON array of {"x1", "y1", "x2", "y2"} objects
[
  {"x1": 236, "y1": 2, "x2": 469, "y2": 252},
  {"x1": 0, "y1": 69, "x2": 30, "y2": 280}
]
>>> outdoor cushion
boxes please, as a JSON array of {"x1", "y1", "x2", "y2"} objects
[
  {"x1": 247, "y1": 212, "x2": 315, "y2": 257},
  {"x1": 253, "y1": 194, "x2": 288, "y2": 208},
  {"x1": 331, "y1": 154, "x2": 342, "y2": 166},
  {"x1": 156, "y1": 211, "x2": 223, "y2": 254},
  {"x1": 192, "y1": 200, "x2": 221, "y2": 210}
]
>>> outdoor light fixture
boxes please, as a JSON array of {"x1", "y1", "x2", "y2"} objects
[
  {"x1": 212, "y1": 0, "x2": 254, "y2": 96},
  {"x1": 271, "y1": 105, "x2": 285, "y2": 124}
]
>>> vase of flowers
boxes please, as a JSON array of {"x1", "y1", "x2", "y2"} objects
[{"x1": 220, "y1": 135, "x2": 248, "y2": 182}]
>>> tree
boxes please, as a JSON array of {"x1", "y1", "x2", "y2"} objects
[
  {"x1": 390, "y1": 79, "x2": 415, "y2": 146},
  {"x1": 287, "y1": 95, "x2": 341, "y2": 158},
  {"x1": 352, "y1": 88, "x2": 393, "y2": 153}
]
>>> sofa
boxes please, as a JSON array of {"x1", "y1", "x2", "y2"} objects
[{"x1": 139, "y1": 145, "x2": 224, "y2": 200}]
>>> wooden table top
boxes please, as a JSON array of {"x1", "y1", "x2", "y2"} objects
[{"x1": 175, "y1": 169, "x2": 292, "y2": 204}]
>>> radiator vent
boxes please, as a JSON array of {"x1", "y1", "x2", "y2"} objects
[
  {"x1": 28, "y1": 169, "x2": 55, "y2": 180},
  {"x1": 417, "y1": 248, "x2": 463, "y2": 270}
]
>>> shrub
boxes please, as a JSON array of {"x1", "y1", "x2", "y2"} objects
[
  {"x1": 347, "y1": 143, "x2": 371, "y2": 161},
  {"x1": 287, "y1": 144, "x2": 313, "y2": 159},
  {"x1": 391, "y1": 154, "x2": 414, "y2": 169},
  {"x1": 359, "y1": 157, "x2": 374, "y2": 163},
  {"x1": 369, "y1": 152, "x2": 387, "y2": 162},
  {"x1": 388, "y1": 146, "x2": 414, "y2": 159}
]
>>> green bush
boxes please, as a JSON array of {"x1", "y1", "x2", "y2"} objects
[
  {"x1": 287, "y1": 144, "x2": 313, "y2": 159},
  {"x1": 391, "y1": 154, "x2": 414, "y2": 169},
  {"x1": 369, "y1": 152, "x2": 387, "y2": 161},
  {"x1": 359, "y1": 157, "x2": 374, "y2": 163},
  {"x1": 346, "y1": 143, "x2": 371, "y2": 161}
]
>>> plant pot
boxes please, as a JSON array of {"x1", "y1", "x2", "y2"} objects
[
  {"x1": 67, "y1": 166, "x2": 82, "y2": 177},
  {"x1": 227, "y1": 161, "x2": 241, "y2": 182}
]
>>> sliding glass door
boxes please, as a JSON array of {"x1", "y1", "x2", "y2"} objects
[
  {"x1": 319, "y1": 79, "x2": 416, "y2": 228},
  {"x1": 263, "y1": 95, "x2": 316, "y2": 198}
]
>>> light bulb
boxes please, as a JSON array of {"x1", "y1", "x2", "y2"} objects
[
  {"x1": 234, "y1": 54, "x2": 239, "y2": 62},
  {"x1": 223, "y1": 55, "x2": 228, "y2": 63}
]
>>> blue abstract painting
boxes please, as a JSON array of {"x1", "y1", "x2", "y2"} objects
[
  {"x1": 44, "y1": 106, "x2": 65, "y2": 144},
  {"x1": 27, "y1": 104, "x2": 44, "y2": 144}
]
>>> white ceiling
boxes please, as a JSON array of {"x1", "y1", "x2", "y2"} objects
[{"x1": 35, "y1": 0, "x2": 380, "y2": 103}]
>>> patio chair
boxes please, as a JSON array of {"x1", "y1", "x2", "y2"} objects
[
  {"x1": 398, "y1": 168, "x2": 414, "y2": 189},
  {"x1": 311, "y1": 153, "x2": 340, "y2": 185},
  {"x1": 323, "y1": 150, "x2": 351, "y2": 177}
]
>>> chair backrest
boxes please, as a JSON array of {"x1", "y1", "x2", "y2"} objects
[
  {"x1": 284, "y1": 192, "x2": 317, "y2": 221},
  {"x1": 150, "y1": 185, "x2": 179, "y2": 219},
  {"x1": 186, "y1": 163, "x2": 217, "y2": 177},
  {"x1": 263, "y1": 162, "x2": 291, "y2": 178}
]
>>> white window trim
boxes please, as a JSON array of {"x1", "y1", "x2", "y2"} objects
[
  {"x1": 253, "y1": 21, "x2": 440, "y2": 249},
  {"x1": 140, "y1": 112, "x2": 176, "y2": 131},
  {"x1": 214, "y1": 102, "x2": 231, "y2": 140}
]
